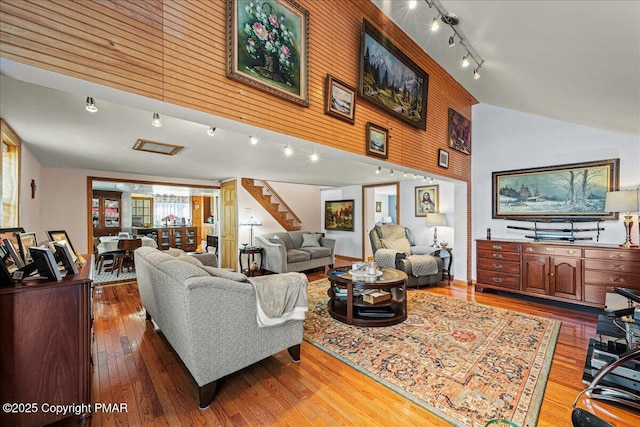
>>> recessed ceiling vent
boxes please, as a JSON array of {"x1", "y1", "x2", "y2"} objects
[{"x1": 132, "y1": 139, "x2": 183, "y2": 156}]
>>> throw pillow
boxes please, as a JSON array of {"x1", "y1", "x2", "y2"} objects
[
  {"x1": 200, "y1": 266, "x2": 249, "y2": 282},
  {"x1": 176, "y1": 255, "x2": 204, "y2": 267},
  {"x1": 164, "y1": 247, "x2": 187, "y2": 258},
  {"x1": 380, "y1": 238, "x2": 411, "y2": 254},
  {"x1": 301, "y1": 233, "x2": 321, "y2": 248}
]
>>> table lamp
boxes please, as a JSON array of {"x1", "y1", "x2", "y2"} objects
[
  {"x1": 425, "y1": 213, "x2": 448, "y2": 247},
  {"x1": 240, "y1": 216, "x2": 262, "y2": 247},
  {"x1": 381, "y1": 216, "x2": 393, "y2": 224},
  {"x1": 605, "y1": 190, "x2": 639, "y2": 248}
]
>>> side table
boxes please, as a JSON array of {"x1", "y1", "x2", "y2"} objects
[
  {"x1": 439, "y1": 247, "x2": 453, "y2": 280},
  {"x1": 239, "y1": 246, "x2": 263, "y2": 276}
]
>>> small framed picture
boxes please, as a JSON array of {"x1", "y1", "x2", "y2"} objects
[
  {"x1": 438, "y1": 149, "x2": 449, "y2": 169},
  {"x1": 375, "y1": 201, "x2": 382, "y2": 212},
  {"x1": 324, "y1": 74, "x2": 356, "y2": 124},
  {"x1": 366, "y1": 122, "x2": 389, "y2": 159}
]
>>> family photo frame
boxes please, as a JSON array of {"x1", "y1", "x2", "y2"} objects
[
  {"x1": 359, "y1": 20, "x2": 429, "y2": 130},
  {"x1": 227, "y1": 0, "x2": 310, "y2": 106}
]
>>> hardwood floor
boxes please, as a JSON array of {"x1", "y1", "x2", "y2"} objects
[{"x1": 60, "y1": 257, "x2": 638, "y2": 426}]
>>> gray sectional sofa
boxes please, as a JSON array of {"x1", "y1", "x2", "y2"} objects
[
  {"x1": 255, "y1": 231, "x2": 336, "y2": 274},
  {"x1": 134, "y1": 246, "x2": 305, "y2": 408}
]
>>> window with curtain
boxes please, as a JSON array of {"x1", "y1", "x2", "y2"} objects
[
  {"x1": 1, "y1": 119, "x2": 21, "y2": 227},
  {"x1": 153, "y1": 195, "x2": 191, "y2": 225}
]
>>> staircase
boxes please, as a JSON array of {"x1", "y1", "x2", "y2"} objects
[{"x1": 241, "y1": 178, "x2": 302, "y2": 231}]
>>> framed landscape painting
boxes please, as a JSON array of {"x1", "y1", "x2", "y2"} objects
[
  {"x1": 415, "y1": 185, "x2": 439, "y2": 217},
  {"x1": 448, "y1": 108, "x2": 471, "y2": 155},
  {"x1": 227, "y1": 0, "x2": 309, "y2": 106},
  {"x1": 366, "y1": 122, "x2": 389, "y2": 159},
  {"x1": 359, "y1": 20, "x2": 429, "y2": 130},
  {"x1": 492, "y1": 159, "x2": 620, "y2": 221},
  {"x1": 325, "y1": 200, "x2": 354, "y2": 231},
  {"x1": 325, "y1": 74, "x2": 356, "y2": 124}
]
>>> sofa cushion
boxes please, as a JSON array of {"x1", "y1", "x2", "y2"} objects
[
  {"x1": 286, "y1": 249, "x2": 311, "y2": 263},
  {"x1": 381, "y1": 237, "x2": 411, "y2": 254},
  {"x1": 288, "y1": 231, "x2": 306, "y2": 249},
  {"x1": 299, "y1": 246, "x2": 331, "y2": 259},
  {"x1": 164, "y1": 247, "x2": 187, "y2": 257},
  {"x1": 177, "y1": 255, "x2": 204, "y2": 267},
  {"x1": 301, "y1": 233, "x2": 321, "y2": 248},
  {"x1": 200, "y1": 266, "x2": 249, "y2": 282}
]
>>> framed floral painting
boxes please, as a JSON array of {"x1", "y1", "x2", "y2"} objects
[{"x1": 227, "y1": 0, "x2": 310, "y2": 106}]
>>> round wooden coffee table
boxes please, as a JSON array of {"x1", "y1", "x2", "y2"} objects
[{"x1": 326, "y1": 266, "x2": 408, "y2": 327}]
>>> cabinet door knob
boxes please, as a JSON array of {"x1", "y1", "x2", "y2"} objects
[
  {"x1": 492, "y1": 253, "x2": 503, "y2": 259},
  {"x1": 526, "y1": 247, "x2": 534, "y2": 253},
  {"x1": 493, "y1": 277, "x2": 503, "y2": 283},
  {"x1": 609, "y1": 277, "x2": 624, "y2": 284}
]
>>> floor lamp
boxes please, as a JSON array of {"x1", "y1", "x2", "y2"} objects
[
  {"x1": 605, "y1": 190, "x2": 639, "y2": 248},
  {"x1": 240, "y1": 216, "x2": 262, "y2": 247},
  {"x1": 425, "y1": 213, "x2": 448, "y2": 247}
]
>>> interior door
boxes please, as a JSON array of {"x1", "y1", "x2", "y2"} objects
[{"x1": 220, "y1": 180, "x2": 237, "y2": 270}]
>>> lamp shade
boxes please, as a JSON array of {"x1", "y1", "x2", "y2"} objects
[
  {"x1": 381, "y1": 216, "x2": 393, "y2": 224},
  {"x1": 240, "y1": 216, "x2": 262, "y2": 226},
  {"x1": 604, "y1": 191, "x2": 639, "y2": 213},
  {"x1": 425, "y1": 213, "x2": 448, "y2": 227}
]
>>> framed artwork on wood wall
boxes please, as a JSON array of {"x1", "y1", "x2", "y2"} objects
[
  {"x1": 359, "y1": 19, "x2": 429, "y2": 130},
  {"x1": 227, "y1": 0, "x2": 310, "y2": 107},
  {"x1": 366, "y1": 122, "x2": 389, "y2": 159},
  {"x1": 492, "y1": 158, "x2": 620, "y2": 221},
  {"x1": 324, "y1": 74, "x2": 356, "y2": 124},
  {"x1": 415, "y1": 185, "x2": 439, "y2": 217},
  {"x1": 448, "y1": 108, "x2": 471, "y2": 155},
  {"x1": 438, "y1": 149, "x2": 449, "y2": 169}
]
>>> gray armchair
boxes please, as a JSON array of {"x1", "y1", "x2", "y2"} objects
[{"x1": 369, "y1": 225, "x2": 443, "y2": 287}]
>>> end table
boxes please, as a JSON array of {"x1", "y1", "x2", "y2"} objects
[
  {"x1": 239, "y1": 246, "x2": 263, "y2": 276},
  {"x1": 439, "y1": 247, "x2": 453, "y2": 280}
]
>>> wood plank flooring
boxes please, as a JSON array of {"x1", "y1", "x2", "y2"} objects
[{"x1": 55, "y1": 257, "x2": 638, "y2": 426}]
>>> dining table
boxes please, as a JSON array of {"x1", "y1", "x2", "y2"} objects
[{"x1": 97, "y1": 236, "x2": 158, "y2": 254}]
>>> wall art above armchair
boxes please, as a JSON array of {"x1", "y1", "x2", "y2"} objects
[
  {"x1": 492, "y1": 159, "x2": 620, "y2": 221},
  {"x1": 227, "y1": 0, "x2": 310, "y2": 106},
  {"x1": 359, "y1": 19, "x2": 429, "y2": 130}
]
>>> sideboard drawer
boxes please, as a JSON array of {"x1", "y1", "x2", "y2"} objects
[
  {"x1": 584, "y1": 270, "x2": 639, "y2": 287},
  {"x1": 477, "y1": 258, "x2": 520, "y2": 274},
  {"x1": 477, "y1": 271, "x2": 520, "y2": 289},
  {"x1": 585, "y1": 249, "x2": 640, "y2": 262},
  {"x1": 477, "y1": 241, "x2": 520, "y2": 253},
  {"x1": 522, "y1": 245, "x2": 582, "y2": 257},
  {"x1": 477, "y1": 250, "x2": 521, "y2": 262},
  {"x1": 584, "y1": 259, "x2": 640, "y2": 274}
]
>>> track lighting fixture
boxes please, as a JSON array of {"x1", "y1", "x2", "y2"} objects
[
  {"x1": 376, "y1": 167, "x2": 381, "y2": 174},
  {"x1": 419, "y1": 0, "x2": 485, "y2": 80},
  {"x1": 409, "y1": 0, "x2": 417, "y2": 9},
  {"x1": 390, "y1": 169, "x2": 395, "y2": 177},
  {"x1": 284, "y1": 145, "x2": 293, "y2": 156},
  {"x1": 431, "y1": 15, "x2": 440, "y2": 32},
  {"x1": 422, "y1": 176, "x2": 427, "y2": 182},
  {"x1": 207, "y1": 126, "x2": 216, "y2": 136},
  {"x1": 249, "y1": 136, "x2": 258, "y2": 145},
  {"x1": 152, "y1": 113, "x2": 161, "y2": 127},
  {"x1": 414, "y1": 174, "x2": 418, "y2": 179},
  {"x1": 85, "y1": 97, "x2": 97, "y2": 113},
  {"x1": 403, "y1": 172, "x2": 408, "y2": 178},
  {"x1": 310, "y1": 152, "x2": 318, "y2": 162}
]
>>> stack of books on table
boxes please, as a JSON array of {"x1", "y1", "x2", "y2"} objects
[{"x1": 362, "y1": 289, "x2": 391, "y2": 304}]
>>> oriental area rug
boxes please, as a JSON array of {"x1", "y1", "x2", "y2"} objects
[{"x1": 303, "y1": 279, "x2": 561, "y2": 427}]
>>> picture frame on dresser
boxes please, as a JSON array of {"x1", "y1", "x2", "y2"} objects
[{"x1": 492, "y1": 158, "x2": 620, "y2": 221}]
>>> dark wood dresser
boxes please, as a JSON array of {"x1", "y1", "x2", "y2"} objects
[
  {"x1": 476, "y1": 239, "x2": 640, "y2": 308},
  {"x1": 0, "y1": 259, "x2": 93, "y2": 426}
]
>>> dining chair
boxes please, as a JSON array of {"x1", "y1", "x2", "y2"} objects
[
  {"x1": 94, "y1": 237, "x2": 122, "y2": 274},
  {"x1": 114, "y1": 238, "x2": 142, "y2": 277}
]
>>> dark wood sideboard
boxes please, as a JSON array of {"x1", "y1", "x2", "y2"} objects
[
  {"x1": 476, "y1": 239, "x2": 640, "y2": 308},
  {"x1": 0, "y1": 258, "x2": 93, "y2": 426}
]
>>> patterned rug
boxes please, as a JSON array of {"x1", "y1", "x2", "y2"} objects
[
  {"x1": 92, "y1": 268, "x2": 136, "y2": 285},
  {"x1": 304, "y1": 279, "x2": 561, "y2": 427}
]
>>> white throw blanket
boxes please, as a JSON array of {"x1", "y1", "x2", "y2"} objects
[
  {"x1": 406, "y1": 255, "x2": 439, "y2": 277},
  {"x1": 248, "y1": 273, "x2": 308, "y2": 327}
]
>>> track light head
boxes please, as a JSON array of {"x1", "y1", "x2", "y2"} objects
[
  {"x1": 376, "y1": 167, "x2": 381, "y2": 175},
  {"x1": 310, "y1": 152, "x2": 318, "y2": 162},
  {"x1": 152, "y1": 113, "x2": 161, "y2": 127},
  {"x1": 408, "y1": 0, "x2": 417, "y2": 9},
  {"x1": 462, "y1": 55, "x2": 470, "y2": 67},
  {"x1": 431, "y1": 16, "x2": 440, "y2": 32},
  {"x1": 473, "y1": 68, "x2": 481, "y2": 79},
  {"x1": 284, "y1": 145, "x2": 293, "y2": 156},
  {"x1": 250, "y1": 136, "x2": 258, "y2": 145},
  {"x1": 85, "y1": 97, "x2": 98, "y2": 113},
  {"x1": 207, "y1": 126, "x2": 216, "y2": 136},
  {"x1": 448, "y1": 35, "x2": 455, "y2": 47},
  {"x1": 390, "y1": 169, "x2": 394, "y2": 176}
]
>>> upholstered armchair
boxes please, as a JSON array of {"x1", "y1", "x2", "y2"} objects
[{"x1": 369, "y1": 225, "x2": 443, "y2": 287}]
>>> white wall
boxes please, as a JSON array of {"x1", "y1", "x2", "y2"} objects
[
  {"x1": 19, "y1": 144, "x2": 42, "y2": 233},
  {"x1": 472, "y1": 103, "x2": 640, "y2": 278},
  {"x1": 321, "y1": 186, "x2": 362, "y2": 258}
]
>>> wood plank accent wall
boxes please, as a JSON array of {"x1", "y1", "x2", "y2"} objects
[{"x1": 0, "y1": 0, "x2": 476, "y2": 279}]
